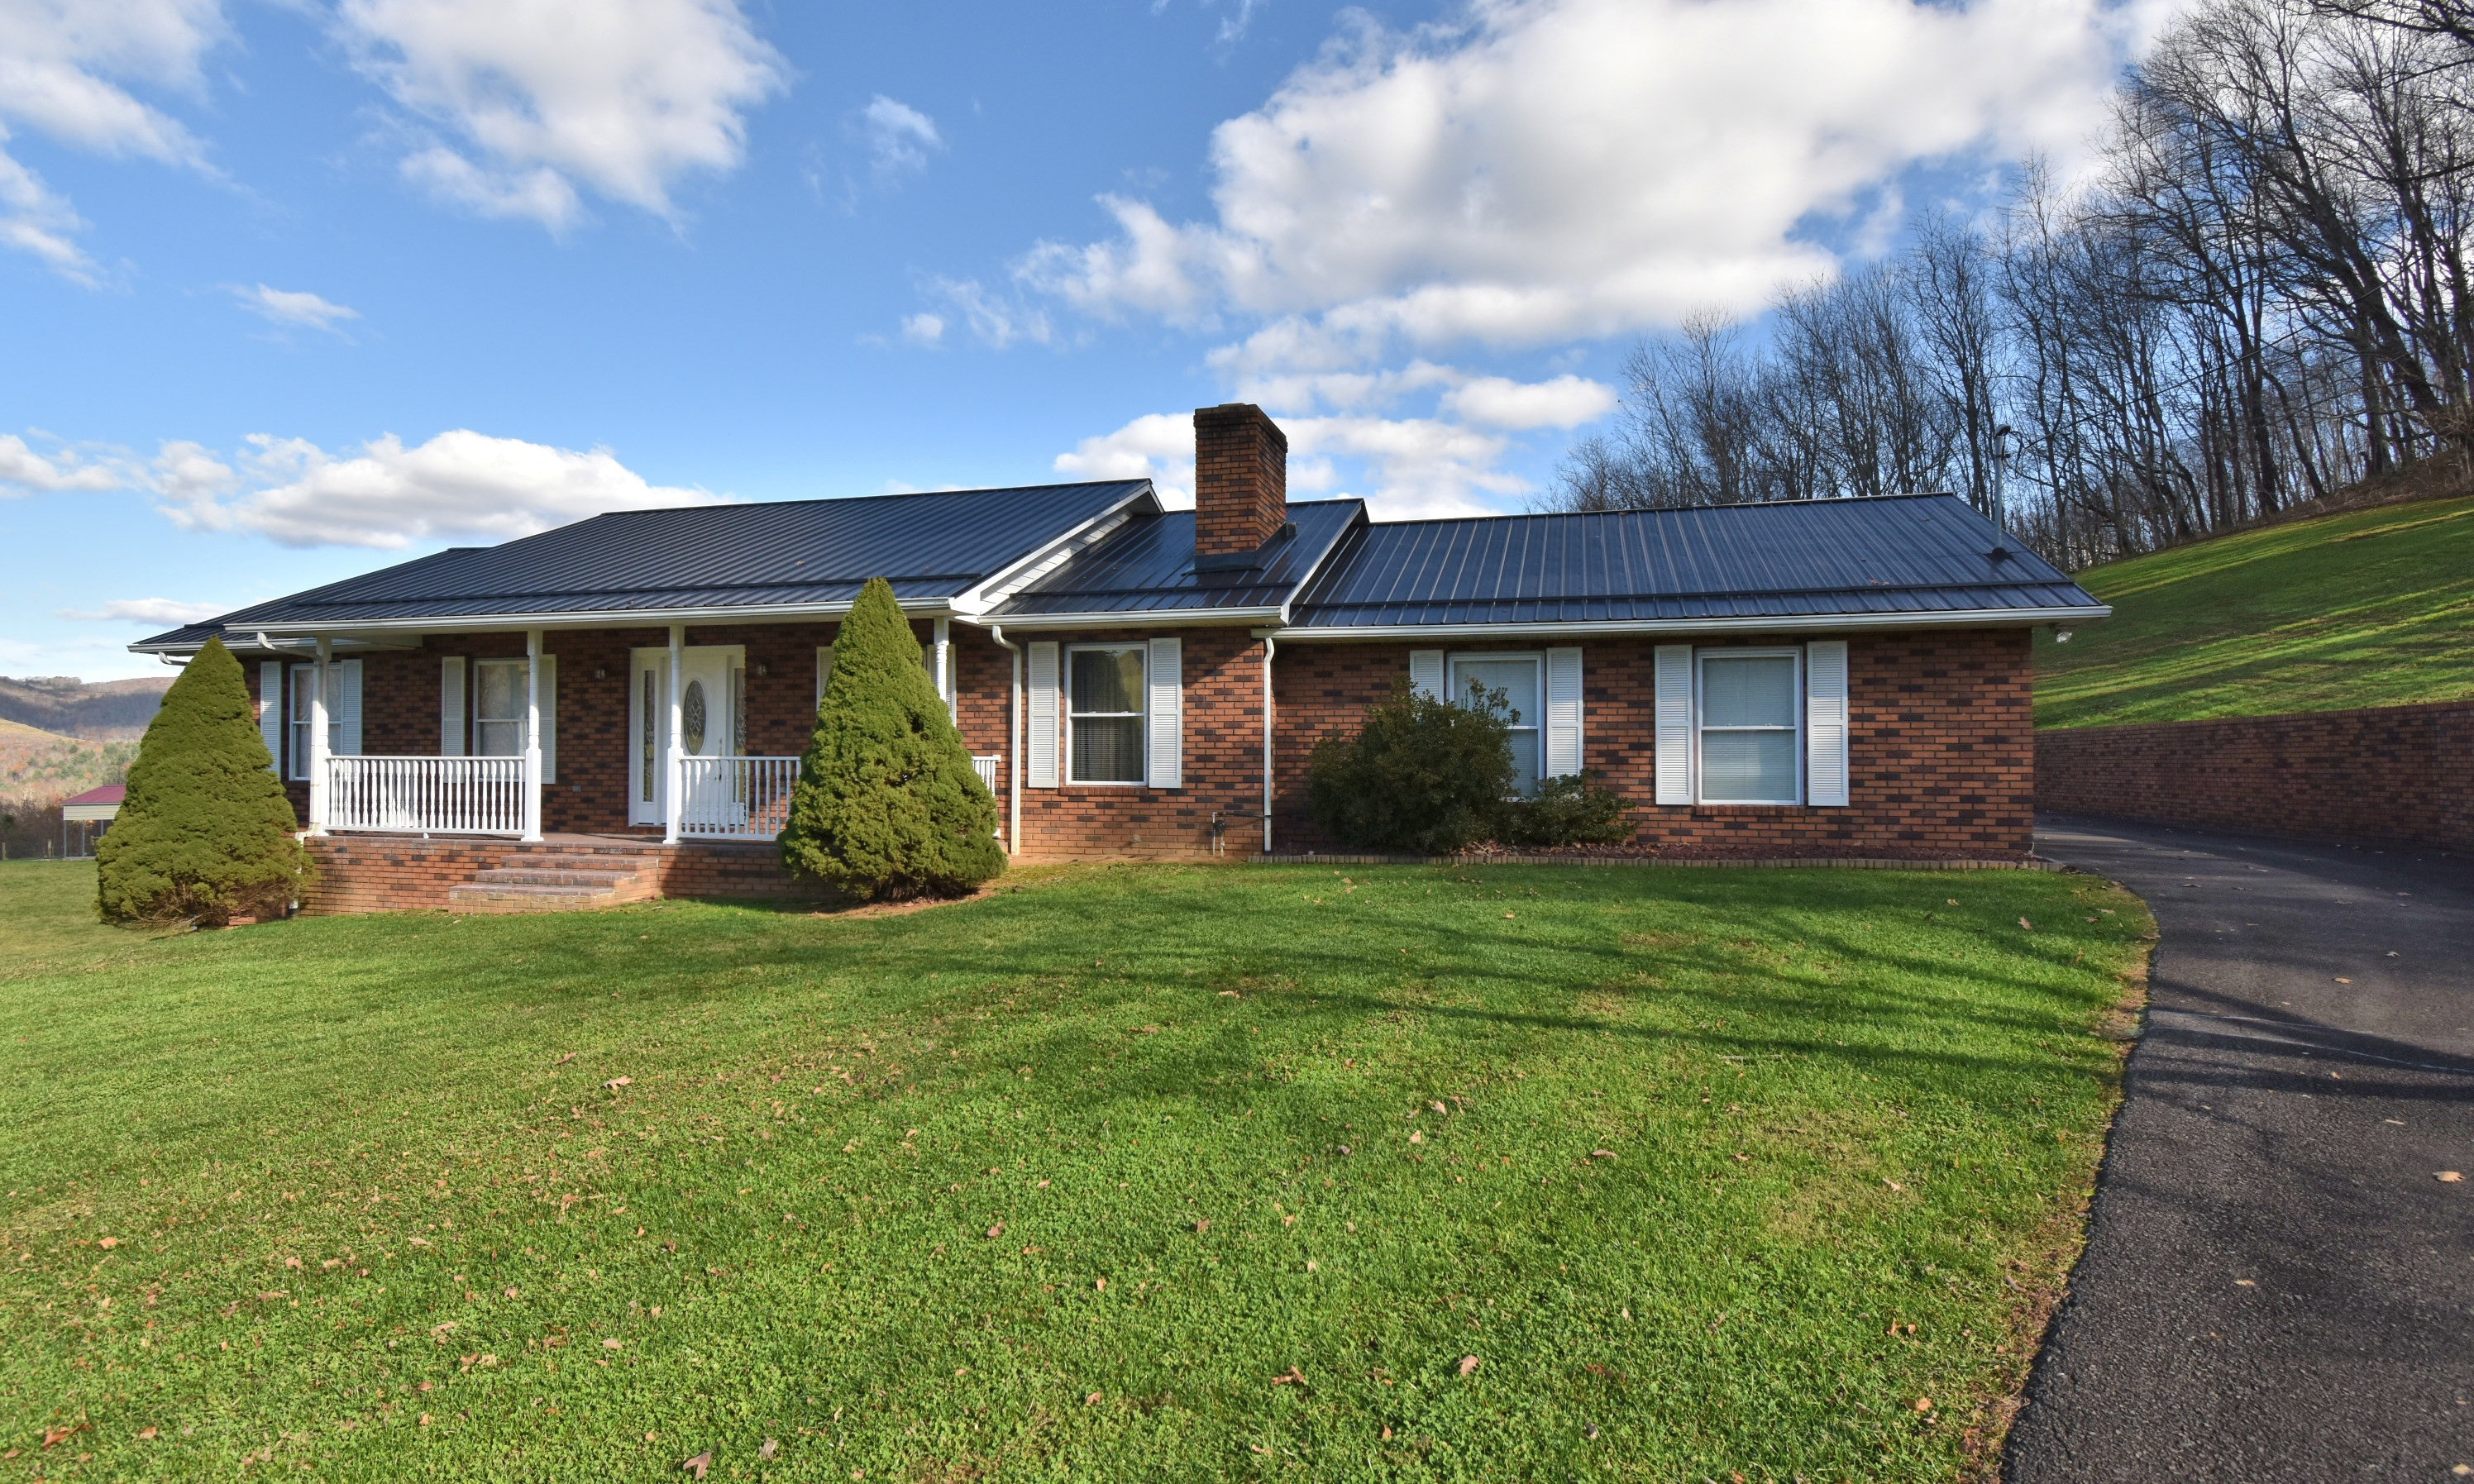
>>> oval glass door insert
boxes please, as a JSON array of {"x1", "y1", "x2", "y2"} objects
[{"x1": 682, "y1": 679, "x2": 708, "y2": 754}]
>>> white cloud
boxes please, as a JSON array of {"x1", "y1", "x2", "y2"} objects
[
  {"x1": 0, "y1": 0, "x2": 225, "y2": 274},
  {"x1": 899, "y1": 311, "x2": 944, "y2": 346},
  {"x1": 57, "y1": 596, "x2": 224, "y2": 623},
  {"x1": 861, "y1": 94, "x2": 940, "y2": 179},
  {"x1": 232, "y1": 284, "x2": 361, "y2": 332},
  {"x1": 0, "y1": 431, "x2": 129, "y2": 493},
  {"x1": 1024, "y1": 0, "x2": 2157, "y2": 361},
  {"x1": 159, "y1": 428, "x2": 724, "y2": 548},
  {"x1": 1441, "y1": 374, "x2": 1616, "y2": 430},
  {"x1": 337, "y1": 0, "x2": 786, "y2": 229},
  {"x1": 1055, "y1": 413, "x2": 1196, "y2": 505},
  {"x1": 927, "y1": 276, "x2": 1052, "y2": 349}
]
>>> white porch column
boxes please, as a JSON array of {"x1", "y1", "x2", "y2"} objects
[
  {"x1": 307, "y1": 637, "x2": 332, "y2": 835},
  {"x1": 663, "y1": 623, "x2": 685, "y2": 845},
  {"x1": 934, "y1": 617, "x2": 953, "y2": 720},
  {"x1": 522, "y1": 627, "x2": 545, "y2": 842}
]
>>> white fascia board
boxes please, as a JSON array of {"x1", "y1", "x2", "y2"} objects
[
  {"x1": 955, "y1": 607, "x2": 1283, "y2": 632},
  {"x1": 217, "y1": 598, "x2": 958, "y2": 645},
  {"x1": 949, "y1": 485, "x2": 1158, "y2": 618},
  {"x1": 1256, "y1": 604, "x2": 2112, "y2": 642}
]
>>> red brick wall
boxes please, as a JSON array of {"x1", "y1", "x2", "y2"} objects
[
  {"x1": 1007, "y1": 626, "x2": 1268, "y2": 861},
  {"x1": 1272, "y1": 629, "x2": 2035, "y2": 860},
  {"x1": 254, "y1": 621, "x2": 2034, "y2": 873},
  {"x1": 2036, "y1": 702, "x2": 2474, "y2": 852}
]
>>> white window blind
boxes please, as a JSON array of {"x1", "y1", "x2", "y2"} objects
[
  {"x1": 1409, "y1": 649, "x2": 1445, "y2": 699},
  {"x1": 1698, "y1": 651, "x2": 1800, "y2": 804},
  {"x1": 1026, "y1": 642, "x2": 1059, "y2": 789},
  {"x1": 1147, "y1": 636, "x2": 1182, "y2": 789},
  {"x1": 1544, "y1": 647, "x2": 1583, "y2": 777},
  {"x1": 440, "y1": 656, "x2": 466, "y2": 756},
  {"x1": 1654, "y1": 644, "x2": 1693, "y2": 804},
  {"x1": 1805, "y1": 640, "x2": 1848, "y2": 807},
  {"x1": 258, "y1": 661, "x2": 284, "y2": 774}
]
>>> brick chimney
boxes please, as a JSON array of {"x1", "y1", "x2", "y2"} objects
[{"x1": 1192, "y1": 403, "x2": 1288, "y2": 566}]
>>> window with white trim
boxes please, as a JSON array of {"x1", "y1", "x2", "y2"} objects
[
  {"x1": 1067, "y1": 645, "x2": 1146, "y2": 785},
  {"x1": 1696, "y1": 649, "x2": 1801, "y2": 804},
  {"x1": 285, "y1": 663, "x2": 362, "y2": 780},
  {"x1": 1447, "y1": 652, "x2": 1544, "y2": 792},
  {"x1": 474, "y1": 660, "x2": 528, "y2": 756}
]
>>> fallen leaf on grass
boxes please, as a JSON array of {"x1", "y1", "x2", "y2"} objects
[
  {"x1": 1884, "y1": 1181, "x2": 1904, "y2": 1192},
  {"x1": 680, "y1": 1452, "x2": 712, "y2": 1479},
  {"x1": 556, "y1": 1052, "x2": 576, "y2": 1066},
  {"x1": 603, "y1": 1338, "x2": 623, "y2": 1350},
  {"x1": 1193, "y1": 1219, "x2": 1210, "y2": 1233},
  {"x1": 986, "y1": 1224, "x2": 1004, "y2": 1239},
  {"x1": 1094, "y1": 1277, "x2": 1106, "y2": 1291},
  {"x1": 759, "y1": 1439, "x2": 779, "y2": 1460},
  {"x1": 1590, "y1": 1150, "x2": 1615, "y2": 1160},
  {"x1": 136, "y1": 1427, "x2": 157, "y2": 1441},
  {"x1": 1086, "y1": 1392, "x2": 1103, "y2": 1406},
  {"x1": 604, "y1": 1076, "x2": 632, "y2": 1090},
  {"x1": 2018, "y1": 918, "x2": 2033, "y2": 930},
  {"x1": 97, "y1": 1238, "x2": 117, "y2": 1250},
  {"x1": 1459, "y1": 1355, "x2": 1481, "y2": 1376},
  {"x1": 418, "y1": 1414, "x2": 432, "y2": 1426},
  {"x1": 1272, "y1": 1367, "x2": 1306, "y2": 1386},
  {"x1": 1408, "y1": 1132, "x2": 1425, "y2": 1145}
]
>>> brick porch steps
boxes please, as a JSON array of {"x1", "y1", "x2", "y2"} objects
[{"x1": 447, "y1": 846, "x2": 664, "y2": 914}]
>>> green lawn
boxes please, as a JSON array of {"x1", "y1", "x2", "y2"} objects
[
  {"x1": 0, "y1": 859, "x2": 2150, "y2": 1482},
  {"x1": 2035, "y1": 493, "x2": 2474, "y2": 729}
]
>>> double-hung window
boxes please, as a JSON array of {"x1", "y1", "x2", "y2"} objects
[
  {"x1": 1447, "y1": 653, "x2": 1544, "y2": 792},
  {"x1": 285, "y1": 662, "x2": 362, "y2": 780},
  {"x1": 1695, "y1": 650, "x2": 1801, "y2": 804},
  {"x1": 474, "y1": 660, "x2": 529, "y2": 756},
  {"x1": 1067, "y1": 645, "x2": 1146, "y2": 785}
]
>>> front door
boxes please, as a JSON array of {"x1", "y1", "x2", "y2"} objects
[{"x1": 628, "y1": 646, "x2": 743, "y2": 826}]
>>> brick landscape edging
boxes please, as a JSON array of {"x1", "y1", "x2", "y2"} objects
[{"x1": 2035, "y1": 700, "x2": 2474, "y2": 853}]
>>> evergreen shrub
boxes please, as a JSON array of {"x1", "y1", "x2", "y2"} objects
[
  {"x1": 97, "y1": 637, "x2": 310, "y2": 925},
  {"x1": 1494, "y1": 771, "x2": 1636, "y2": 848},
  {"x1": 1305, "y1": 677, "x2": 1515, "y2": 854},
  {"x1": 778, "y1": 577, "x2": 1005, "y2": 899}
]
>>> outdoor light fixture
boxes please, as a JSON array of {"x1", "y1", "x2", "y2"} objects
[
  {"x1": 755, "y1": 661, "x2": 770, "y2": 677},
  {"x1": 593, "y1": 666, "x2": 608, "y2": 680}
]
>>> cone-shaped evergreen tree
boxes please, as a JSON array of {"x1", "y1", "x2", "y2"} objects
[
  {"x1": 98, "y1": 637, "x2": 310, "y2": 925},
  {"x1": 779, "y1": 578, "x2": 1005, "y2": 899}
]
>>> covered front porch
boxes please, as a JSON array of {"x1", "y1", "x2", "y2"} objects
[{"x1": 256, "y1": 618, "x2": 1005, "y2": 854}]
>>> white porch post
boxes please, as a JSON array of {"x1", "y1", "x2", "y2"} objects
[
  {"x1": 663, "y1": 623, "x2": 685, "y2": 845},
  {"x1": 934, "y1": 617, "x2": 953, "y2": 721},
  {"x1": 307, "y1": 637, "x2": 332, "y2": 835},
  {"x1": 522, "y1": 627, "x2": 545, "y2": 842}
]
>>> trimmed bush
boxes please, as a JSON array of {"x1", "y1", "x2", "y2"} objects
[
  {"x1": 1305, "y1": 677, "x2": 1516, "y2": 854},
  {"x1": 1495, "y1": 770, "x2": 1636, "y2": 848},
  {"x1": 778, "y1": 577, "x2": 1005, "y2": 899},
  {"x1": 97, "y1": 637, "x2": 309, "y2": 926}
]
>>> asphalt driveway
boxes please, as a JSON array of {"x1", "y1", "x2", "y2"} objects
[{"x1": 2005, "y1": 816, "x2": 2474, "y2": 1481}]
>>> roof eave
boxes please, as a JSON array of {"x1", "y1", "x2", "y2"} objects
[{"x1": 1261, "y1": 604, "x2": 2113, "y2": 642}]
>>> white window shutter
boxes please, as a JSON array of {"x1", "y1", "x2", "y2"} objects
[
  {"x1": 815, "y1": 646, "x2": 834, "y2": 709},
  {"x1": 537, "y1": 654, "x2": 558, "y2": 784},
  {"x1": 336, "y1": 659, "x2": 363, "y2": 756},
  {"x1": 1806, "y1": 640, "x2": 1849, "y2": 807},
  {"x1": 1145, "y1": 637, "x2": 1182, "y2": 788},
  {"x1": 1026, "y1": 642, "x2": 1060, "y2": 789},
  {"x1": 1544, "y1": 647, "x2": 1583, "y2": 777},
  {"x1": 1409, "y1": 648, "x2": 1445, "y2": 699},
  {"x1": 259, "y1": 661, "x2": 285, "y2": 773},
  {"x1": 1654, "y1": 644, "x2": 1693, "y2": 805},
  {"x1": 440, "y1": 656, "x2": 466, "y2": 756}
]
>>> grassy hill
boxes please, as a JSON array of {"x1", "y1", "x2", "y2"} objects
[
  {"x1": 2034, "y1": 493, "x2": 2474, "y2": 729},
  {"x1": 0, "y1": 716, "x2": 135, "y2": 800}
]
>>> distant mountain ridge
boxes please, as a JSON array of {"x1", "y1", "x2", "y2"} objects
[{"x1": 0, "y1": 675, "x2": 174, "y2": 740}]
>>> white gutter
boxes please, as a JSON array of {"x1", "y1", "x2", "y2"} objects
[
  {"x1": 977, "y1": 607, "x2": 1285, "y2": 632},
  {"x1": 987, "y1": 623, "x2": 1023, "y2": 857},
  {"x1": 1255, "y1": 604, "x2": 2110, "y2": 642}
]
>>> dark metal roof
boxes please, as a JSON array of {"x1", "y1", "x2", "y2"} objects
[
  {"x1": 992, "y1": 499, "x2": 1365, "y2": 619},
  {"x1": 1286, "y1": 494, "x2": 2099, "y2": 628},
  {"x1": 135, "y1": 481, "x2": 1152, "y2": 651}
]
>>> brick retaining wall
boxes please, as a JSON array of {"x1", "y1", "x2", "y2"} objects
[
  {"x1": 301, "y1": 835, "x2": 813, "y2": 914},
  {"x1": 2034, "y1": 701, "x2": 2474, "y2": 852}
]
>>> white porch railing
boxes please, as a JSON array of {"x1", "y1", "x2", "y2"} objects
[
  {"x1": 326, "y1": 755, "x2": 528, "y2": 836},
  {"x1": 677, "y1": 755, "x2": 801, "y2": 841},
  {"x1": 973, "y1": 755, "x2": 1001, "y2": 795}
]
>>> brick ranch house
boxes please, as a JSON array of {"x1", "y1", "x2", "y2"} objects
[{"x1": 133, "y1": 404, "x2": 2107, "y2": 913}]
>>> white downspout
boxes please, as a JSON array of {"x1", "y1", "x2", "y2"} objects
[
  {"x1": 934, "y1": 616, "x2": 953, "y2": 722},
  {"x1": 1260, "y1": 634, "x2": 1276, "y2": 855},
  {"x1": 523, "y1": 627, "x2": 545, "y2": 842},
  {"x1": 989, "y1": 623, "x2": 1021, "y2": 857},
  {"x1": 663, "y1": 623, "x2": 685, "y2": 846},
  {"x1": 308, "y1": 637, "x2": 332, "y2": 836}
]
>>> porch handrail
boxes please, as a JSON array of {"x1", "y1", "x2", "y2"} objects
[
  {"x1": 326, "y1": 755, "x2": 528, "y2": 837},
  {"x1": 676, "y1": 755, "x2": 801, "y2": 841}
]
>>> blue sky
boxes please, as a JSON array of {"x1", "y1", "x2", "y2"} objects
[{"x1": 0, "y1": 0, "x2": 2164, "y2": 680}]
